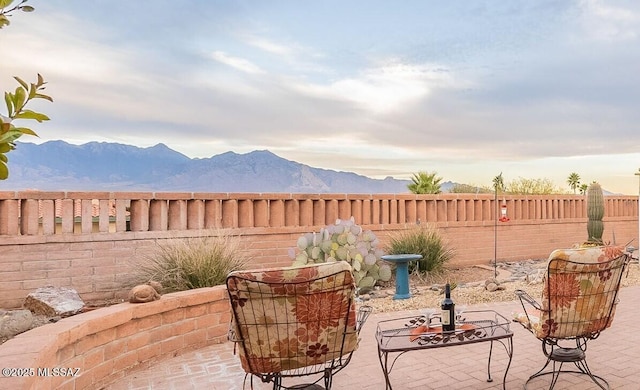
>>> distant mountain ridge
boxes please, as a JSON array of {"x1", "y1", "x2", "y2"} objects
[{"x1": 5, "y1": 141, "x2": 415, "y2": 193}]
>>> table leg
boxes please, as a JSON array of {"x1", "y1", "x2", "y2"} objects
[
  {"x1": 487, "y1": 340, "x2": 494, "y2": 383},
  {"x1": 502, "y1": 337, "x2": 514, "y2": 390},
  {"x1": 486, "y1": 337, "x2": 514, "y2": 390},
  {"x1": 377, "y1": 346, "x2": 393, "y2": 390}
]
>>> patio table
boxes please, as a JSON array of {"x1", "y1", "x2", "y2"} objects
[{"x1": 375, "y1": 309, "x2": 513, "y2": 389}]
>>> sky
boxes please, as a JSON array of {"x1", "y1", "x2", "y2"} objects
[{"x1": 3, "y1": 0, "x2": 640, "y2": 194}]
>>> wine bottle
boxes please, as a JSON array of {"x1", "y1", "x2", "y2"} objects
[{"x1": 441, "y1": 283, "x2": 455, "y2": 333}]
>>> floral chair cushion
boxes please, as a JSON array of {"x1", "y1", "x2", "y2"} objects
[
  {"x1": 514, "y1": 245, "x2": 627, "y2": 339},
  {"x1": 226, "y1": 261, "x2": 358, "y2": 375}
]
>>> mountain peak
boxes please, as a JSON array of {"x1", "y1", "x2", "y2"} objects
[{"x1": 6, "y1": 140, "x2": 410, "y2": 193}]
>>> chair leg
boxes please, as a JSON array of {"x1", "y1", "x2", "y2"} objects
[
  {"x1": 574, "y1": 358, "x2": 609, "y2": 390},
  {"x1": 524, "y1": 342, "x2": 610, "y2": 390},
  {"x1": 273, "y1": 374, "x2": 282, "y2": 390},
  {"x1": 548, "y1": 361, "x2": 562, "y2": 390},
  {"x1": 270, "y1": 374, "x2": 281, "y2": 390},
  {"x1": 324, "y1": 368, "x2": 333, "y2": 390}
]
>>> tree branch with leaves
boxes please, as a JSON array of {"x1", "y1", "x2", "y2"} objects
[
  {"x1": 0, "y1": 0, "x2": 52, "y2": 179},
  {"x1": 0, "y1": 0, "x2": 33, "y2": 28}
]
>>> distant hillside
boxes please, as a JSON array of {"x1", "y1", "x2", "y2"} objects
[{"x1": 4, "y1": 141, "x2": 412, "y2": 193}]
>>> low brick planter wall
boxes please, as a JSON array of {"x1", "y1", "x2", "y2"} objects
[{"x1": 0, "y1": 285, "x2": 230, "y2": 390}]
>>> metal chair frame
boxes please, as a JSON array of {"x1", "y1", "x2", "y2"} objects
[
  {"x1": 227, "y1": 263, "x2": 372, "y2": 390},
  {"x1": 515, "y1": 250, "x2": 630, "y2": 390}
]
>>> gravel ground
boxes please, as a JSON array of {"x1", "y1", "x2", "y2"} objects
[
  {"x1": 3, "y1": 260, "x2": 639, "y2": 345},
  {"x1": 363, "y1": 260, "x2": 640, "y2": 313}
]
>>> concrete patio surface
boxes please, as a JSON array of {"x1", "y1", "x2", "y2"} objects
[{"x1": 108, "y1": 285, "x2": 640, "y2": 390}]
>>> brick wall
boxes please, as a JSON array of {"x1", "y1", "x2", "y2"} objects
[
  {"x1": 0, "y1": 192, "x2": 637, "y2": 309},
  {"x1": 0, "y1": 286, "x2": 229, "y2": 390}
]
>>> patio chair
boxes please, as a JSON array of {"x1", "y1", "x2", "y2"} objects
[
  {"x1": 226, "y1": 261, "x2": 372, "y2": 389},
  {"x1": 513, "y1": 245, "x2": 630, "y2": 389}
]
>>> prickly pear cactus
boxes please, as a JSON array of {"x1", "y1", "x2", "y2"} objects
[
  {"x1": 586, "y1": 182, "x2": 605, "y2": 244},
  {"x1": 291, "y1": 217, "x2": 392, "y2": 289}
]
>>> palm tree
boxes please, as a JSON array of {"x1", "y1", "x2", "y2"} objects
[
  {"x1": 567, "y1": 172, "x2": 581, "y2": 194},
  {"x1": 579, "y1": 183, "x2": 588, "y2": 195},
  {"x1": 407, "y1": 171, "x2": 442, "y2": 194},
  {"x1": 492, "y1": 172, "x2": 505, "y2": 194}
]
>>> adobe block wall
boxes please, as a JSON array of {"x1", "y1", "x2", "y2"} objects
[
  {"x1": 2, "y1": 218, "x2": 636, "y2": 309},
  {"x1": 1, "y1": 192, "x2": 637, "y2": 309},
  {"x1": 0, "y1": 285, "x2": 229, "y2": 390}
]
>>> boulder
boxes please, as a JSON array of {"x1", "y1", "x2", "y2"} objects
[
  {"x1": 128, "y1": 281, "x2": 163, "y2": 303},
  {"x1": 24, "y1": 286, "x2": 85, "y2": 317},
  {"x1": 128, "y1": 284, "x2": 161, "y2": 303},
  {"x1": 0, "y1": 309, "x2": 34, "y2": 338},
  {"x1": 484, "y1": 278, "x2": 506, "y2": 292}
]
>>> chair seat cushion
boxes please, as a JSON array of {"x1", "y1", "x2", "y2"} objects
[{"x1": 512, "y1": 310, "x2": 541, "y2": 334}]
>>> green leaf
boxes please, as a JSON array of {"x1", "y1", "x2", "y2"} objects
[
  {"x1": 0, "y1": 130, "x2": 23, "y2": 143},
  {"x1": 14, "y1": 110, "x2": 49, "y2": 122},
  {"x1": 4, "y1": 91, "x2": 13, "y2": 116},
  {"x1": 13, "y1": 86, "x2": 26, "y2": 112},
  {"x1": 0, "y1": 152, "x2": 7, "y2": 162},
  {"x1": 20, "y1": 5, "x2": 34, "y2": 12},
  {"x1": 0, "y1": 159, "x2": 8, "y2": 180},
  {"x1": 13, "y1": 76, "x2": 28, "y2": 90},
  {"x1": 0, "y1": 142, "x2": 11, "y2": 153},
  {"x1": 33, "y1": 93, "x2": 53, "y2": 102},
  {"x1": 37, "y1": 73, "x2": 44, "y2": 85},
  {"x1": 12, "y1": 126, "x2": 38, "y2": 137},
  {"x1": 0, "y1": 0, "x2": 16, "y2": 9},
  {"x1": 28, "y1": 83, "x2": 36, "y2": 99}
]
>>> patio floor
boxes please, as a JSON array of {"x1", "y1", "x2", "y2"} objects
[{"x1": 108, "y1": 285, "x2": 640, "y2": 390}]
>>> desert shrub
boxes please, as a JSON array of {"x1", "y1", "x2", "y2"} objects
[
  {"x1": 386, "y1": 226, "x2": 454, "y2": 274},
  {"x1": 136, "y1": 231, "x2": 249, "y2": 292},
  {"x1": 505, "y1": 177, "x2": 561, "y2": 194},
  {"x1": 450, "y1": 183, "x2": 492, "y2": 194}
]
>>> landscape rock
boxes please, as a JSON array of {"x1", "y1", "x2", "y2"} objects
[
  {"x1": 526, "y1": 269, "x2": 546, "y2": 285},
  {"x1": 358, "y1": 293, "x2": 371, "y2": 301},
  {"x1": 24, "y1": 286, "x2": 85, "y2": 317},
  {"x1": 484, "y1": 278, "x2": 506, "y2": 292},
  {"x1": 128, "y1": 281, "x2": 162, "y2": 303},
  {"x1": 0, "y1": 309, "x2": 34, "y2": 338}
]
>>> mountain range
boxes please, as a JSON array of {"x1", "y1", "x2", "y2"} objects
[{"x1": 4, "y1": 140, "x2": 429, "y2": 193}]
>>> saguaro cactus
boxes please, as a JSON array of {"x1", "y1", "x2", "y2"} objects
[{"x1": 586, "y1": 182, "x2": 604, "y2": 244}]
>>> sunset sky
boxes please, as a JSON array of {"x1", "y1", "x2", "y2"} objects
[{"x1": 3, "y1": 0, "x2": 640, "y2": 194}]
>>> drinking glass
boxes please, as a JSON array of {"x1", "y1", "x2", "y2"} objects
[
  {"x1": 421, "y1": 308, "x2": 436, "y2": 326},
  {"x1": 455, "y1": 305, "x2": 467, "y2": 323}
]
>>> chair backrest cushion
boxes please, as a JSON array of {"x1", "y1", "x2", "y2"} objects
[
  {"x1": 226, "y1": 261, "x2": 358, "y2": 375},
  {"x1": 536, "y1": 245, "x2": 627, "y2": 339}
]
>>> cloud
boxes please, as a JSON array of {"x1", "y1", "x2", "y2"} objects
[
  {"x1": 578, "y1": 0, "x2": 640, "y2": 41},
  {"x1": 243, "y1": 36, "x2": 293, "y2": 56},
  {"x1": 209, "y1": 51, "x2": 266, "y2": 74},
  {"x1": 238, "y1": 34, "x2": 330, "y2": 75},
  {"x1": 5, "y1": 1, "x2": 640, "y2": 194},
  {"x1": 289, "y1": 62, "x2": 463, "y2": 114}
]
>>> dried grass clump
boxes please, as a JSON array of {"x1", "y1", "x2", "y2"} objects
[
  {"x1": 386, "y1": 225, "x2": 455, "y2": 274},
  {"x1": 137, "y1": 231, "x2": 249, "y2": 292}
]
